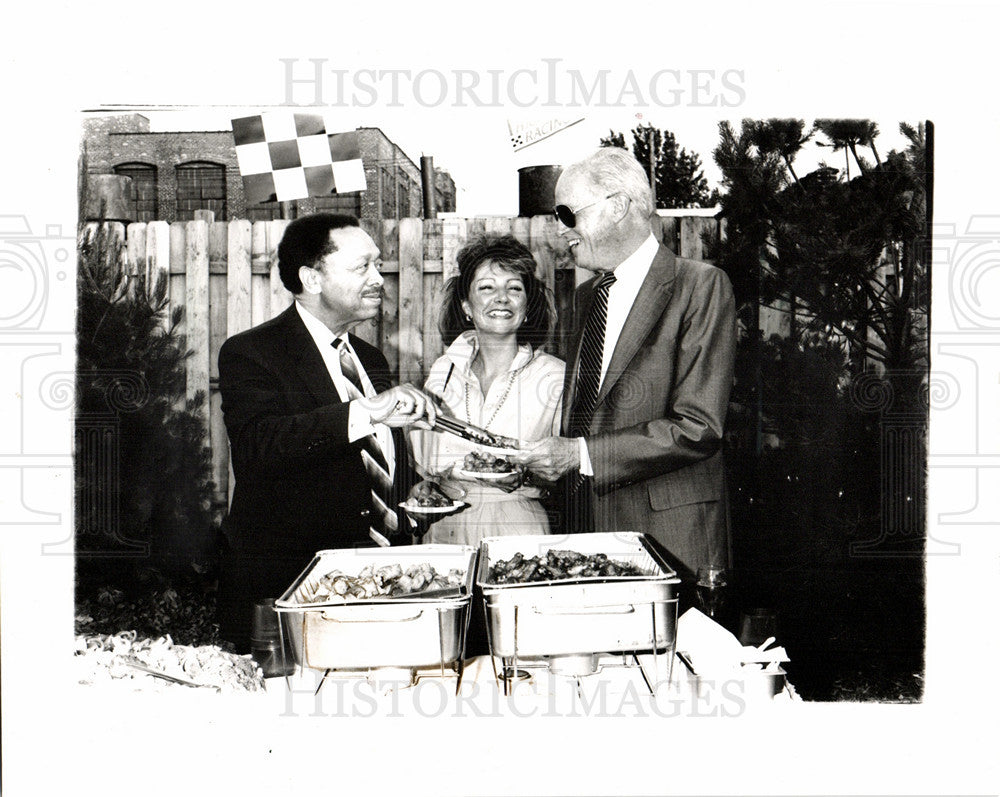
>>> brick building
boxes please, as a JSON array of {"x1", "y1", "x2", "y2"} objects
[{"x1": 81, "y1": 113, "x2": 457, "y2": 222}]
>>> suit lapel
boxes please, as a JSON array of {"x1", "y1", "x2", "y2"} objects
[
  {"x1": 596, "y1": 245, "x2": 676, "y2": 406},
  {"x1": 278, "y1": 305, "x2": 343, "y2": 407}
]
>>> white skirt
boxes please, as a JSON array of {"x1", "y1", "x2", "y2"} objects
[{"x1": 424, "y1": 489, "x2": 550, "y2": 546}]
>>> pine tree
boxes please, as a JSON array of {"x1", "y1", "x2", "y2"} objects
[
  {"x1": 75, "y1": 222, "x2": 216, "y2": 590},
  {"x1": 600, "y1": 127, "x2": 715, "y2": 208}
]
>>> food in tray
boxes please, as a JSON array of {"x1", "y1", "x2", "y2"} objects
[
  {"x1": 487, "y1": 549, "x2": 645, "y2": 583},
  {"x1": 462, "y1": 450, "x2": 515, "y2": 473},
  {"x1": 299, "y1": 562, "x2": 465, "y2": 603},
  {"x1": 408, "y1": 481, "x2": 455, "y2": 508}
]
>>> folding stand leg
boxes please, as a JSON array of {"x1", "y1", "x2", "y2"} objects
[
  {"x1": 650, "y1": 601, "x2": 659, "y2": 694},
  {"x1": 315, "y1": 669, "x2": 331, "y2": 696},
  {"x1": 510, "y1": 604, "x2": 519, "y2": 697},
  {"x1": 437, "y1": 607, "x2": 447, "y2": 681},
  {"x1": 484, "y1": 595, "x2": 501, "y2": 691},
  {"x1": 455, "y1": 601, "x2": 470, "y2": 695}
]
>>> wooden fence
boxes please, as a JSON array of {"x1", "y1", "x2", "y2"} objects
[{"x1": 104, "y1": 213, "x2": 720, "y2": 506}]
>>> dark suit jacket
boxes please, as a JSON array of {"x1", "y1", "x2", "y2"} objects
[
  {"x1": 216, "y1": 305, "x2": 415, "y2": 648},
  {"x1": 562, "y1": 243, "x2": 737, "y2": 578}
]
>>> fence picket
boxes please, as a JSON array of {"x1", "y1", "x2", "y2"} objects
[
  {"x1": 484, "y1": 217, "x2": 512, "y2": 236},
  {"x1": 380, "y1": 273, "x2": 400, "y2": 374},
  {"x1": 397, "y1": 218, "x2": 424, "y2": 384},
  {"x1": 528, "y1": 215, "x2": 556, "y2": 292},
  {"x1": 226, "y1": 220, "x2": 252, "y2": 339},
  {"x1": 659, "y1": 216, "x2": 678, "y2": 253},
  {"x1": 145, "y1": 221, "x2": 170, "y2": 319},
  {"x1": 267, "y1": 220, "x2": 292, "y2": 318},
  {"x1": 441, "y1": 217, "x2": 467, "y2": 282},
  {"x1": 184, "y1": 221, "x2": 210, "y2": 424},
  {"x1": 511, "y1": 216, "x2": 531, "y2": 247},
  {"x1": 679, "y1": 216, "x2": 703, "y2": 260},
  {"x1": 169, "y1": 222, "x2": 186, "y2": 336},
  {"x1": 422, "y1": 272, "x2": 445, "y2": 377},
  {"x1": 126, "y1": 223, "x2": 146, "y2": 278}
]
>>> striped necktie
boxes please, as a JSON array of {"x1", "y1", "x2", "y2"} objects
[
  {"x1": 566, "y1": 270, "x2": 617, "y2": 534},
  {"x1": 333, "y1": 339, "x2": 399, "y2": 546},
  {"x1": 568, "y1": 270, "x2": 617, "y2": 437}
]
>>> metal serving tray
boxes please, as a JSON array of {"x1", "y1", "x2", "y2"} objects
[
  {"x1": 477, "y1": 533, "x2": 680, "y2": 660},
  {"x1": 275, "y1": 545, "x2": 476, "y2": 671}
]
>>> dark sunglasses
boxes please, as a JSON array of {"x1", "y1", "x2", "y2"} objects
[{"x1": 552, "y1": 194, "x2": 617, "y2": 228}]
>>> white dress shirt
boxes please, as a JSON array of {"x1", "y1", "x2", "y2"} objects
[
  {"x1": 579, "y1": 233, "x2": 659, "y2": 475},
  {"x1": 295, "y1": 301, "x2": 395, "y2": 477},
  {"x1": 411, "y1": 331, "x2": 564, "y2": 500}
]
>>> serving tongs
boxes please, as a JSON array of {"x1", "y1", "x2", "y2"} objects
[
  {"x1": 123, "y1": 656, "x2": 221, "y2": 692},
  {"x1": 431, "y1": 412, "x2": 519, "y2": 451}
]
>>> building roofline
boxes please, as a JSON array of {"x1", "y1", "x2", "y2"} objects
[
  {"x1": 356, "y1": 126, "x2": 421, "y2": 173},
  {"x1": 108, "y1": 130, "x2": 233, "y2": 135}
]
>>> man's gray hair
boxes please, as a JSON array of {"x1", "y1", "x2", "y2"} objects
[{"x1": 569, "y1": 147, "x2": 655, "y2": 220}]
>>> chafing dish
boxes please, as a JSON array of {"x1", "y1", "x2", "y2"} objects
[
  {"x1": 477, "y1": 533, "x2": 680, "y2": 677},
  {"x1": 275, "y1": 545, "x2": 476, "y2": 672}
]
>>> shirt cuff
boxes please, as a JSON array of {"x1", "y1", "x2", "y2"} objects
[
  {"x1": 578, "y1": 437, "x2": 593, "y2": 476},
  {"x1": 347, "y1": 399, "x2": 376, "y2": 442}
]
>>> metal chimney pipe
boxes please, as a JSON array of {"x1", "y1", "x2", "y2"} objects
[{"x1": 420, "y1": 155, "x2": 437, "y2": 219}]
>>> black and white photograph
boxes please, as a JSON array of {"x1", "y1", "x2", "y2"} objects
[{"x1": 2, "y1": 3, "x2": 998, "y2": 795}]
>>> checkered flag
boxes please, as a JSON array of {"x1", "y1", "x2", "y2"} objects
[{"x1": 231, "y1": 112, "x2": 367, "y2": 204}]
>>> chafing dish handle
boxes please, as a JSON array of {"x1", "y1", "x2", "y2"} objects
[
  {"x1": 637, "y1": 534, "x2": 677, "y2": 576},
  {"x1": 318, "y1": 609, "x2": 425, "y2": 623},
  {"x1": 531, "y1": 604, "x2": 636, "y2": 616},
  {"x1": 274, "y1": 553, "x2": 325, "y2": 608}
]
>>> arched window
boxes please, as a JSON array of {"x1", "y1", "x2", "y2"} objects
[
  {"x1": 113, "y1": 162, "x2": 158, "y2": 222},
  {"x1": 176, "y1": 161, "x2": 226, "y2": 221}
]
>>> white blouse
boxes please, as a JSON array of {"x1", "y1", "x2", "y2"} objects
[{"x1": 409, "y1": 331, "x2": 565, "y2": 500}]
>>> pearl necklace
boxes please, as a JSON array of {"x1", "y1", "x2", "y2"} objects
[{"x1": 465, "y1": 368, "x2": 517, "y2": 431}]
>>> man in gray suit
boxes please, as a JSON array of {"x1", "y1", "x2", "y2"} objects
[{"x1": 514, "y1": 147, "x2": 737, "y2": 578}]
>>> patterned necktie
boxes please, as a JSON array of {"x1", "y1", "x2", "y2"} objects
[
  {"x1": 333, "y1": 339, "x2": 398, "y2": 545},
  {"x1": 568, "y1": 270, "x2": 617, "y2": 437}
]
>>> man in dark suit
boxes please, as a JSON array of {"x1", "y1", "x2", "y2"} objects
[
  {"x1": 514, "y1": 148, "x2": 737, "y2": 580},
  {"x1": 216, "y1": 213, "x2": 436, "y2": 651}
]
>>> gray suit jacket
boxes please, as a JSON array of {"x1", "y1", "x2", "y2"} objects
[{"x1": 563, "y1": 243, "x2": 737, "y2": 576}]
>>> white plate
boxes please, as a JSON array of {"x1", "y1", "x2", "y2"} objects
[
  {"x1": 398, "y1": 500, "x2": 467, "y2": 514},
  {"x1": 452, "y1": 468, "x2": 518, "y2": 481},
  {"x1": 476, "y1": 444, "x2": 522, "y2": 457}
]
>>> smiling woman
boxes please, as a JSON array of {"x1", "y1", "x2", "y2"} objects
[
  {"x1": 410, "y1": 235, "x2": 563, "y2": 547},
  {"x1": 461, "y1": 263, "x2": 528, "y2": 342}
]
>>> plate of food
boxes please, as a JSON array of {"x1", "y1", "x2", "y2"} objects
[
  {"x1": 400, "y1": 481, "x2": 467, "y2": 514},
  {"x1": 453, "y1": 450, "x2": 521, "y2": 481},
  {"x1": 399, "y1": 500, "x2": 466, "y2": 514}
]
